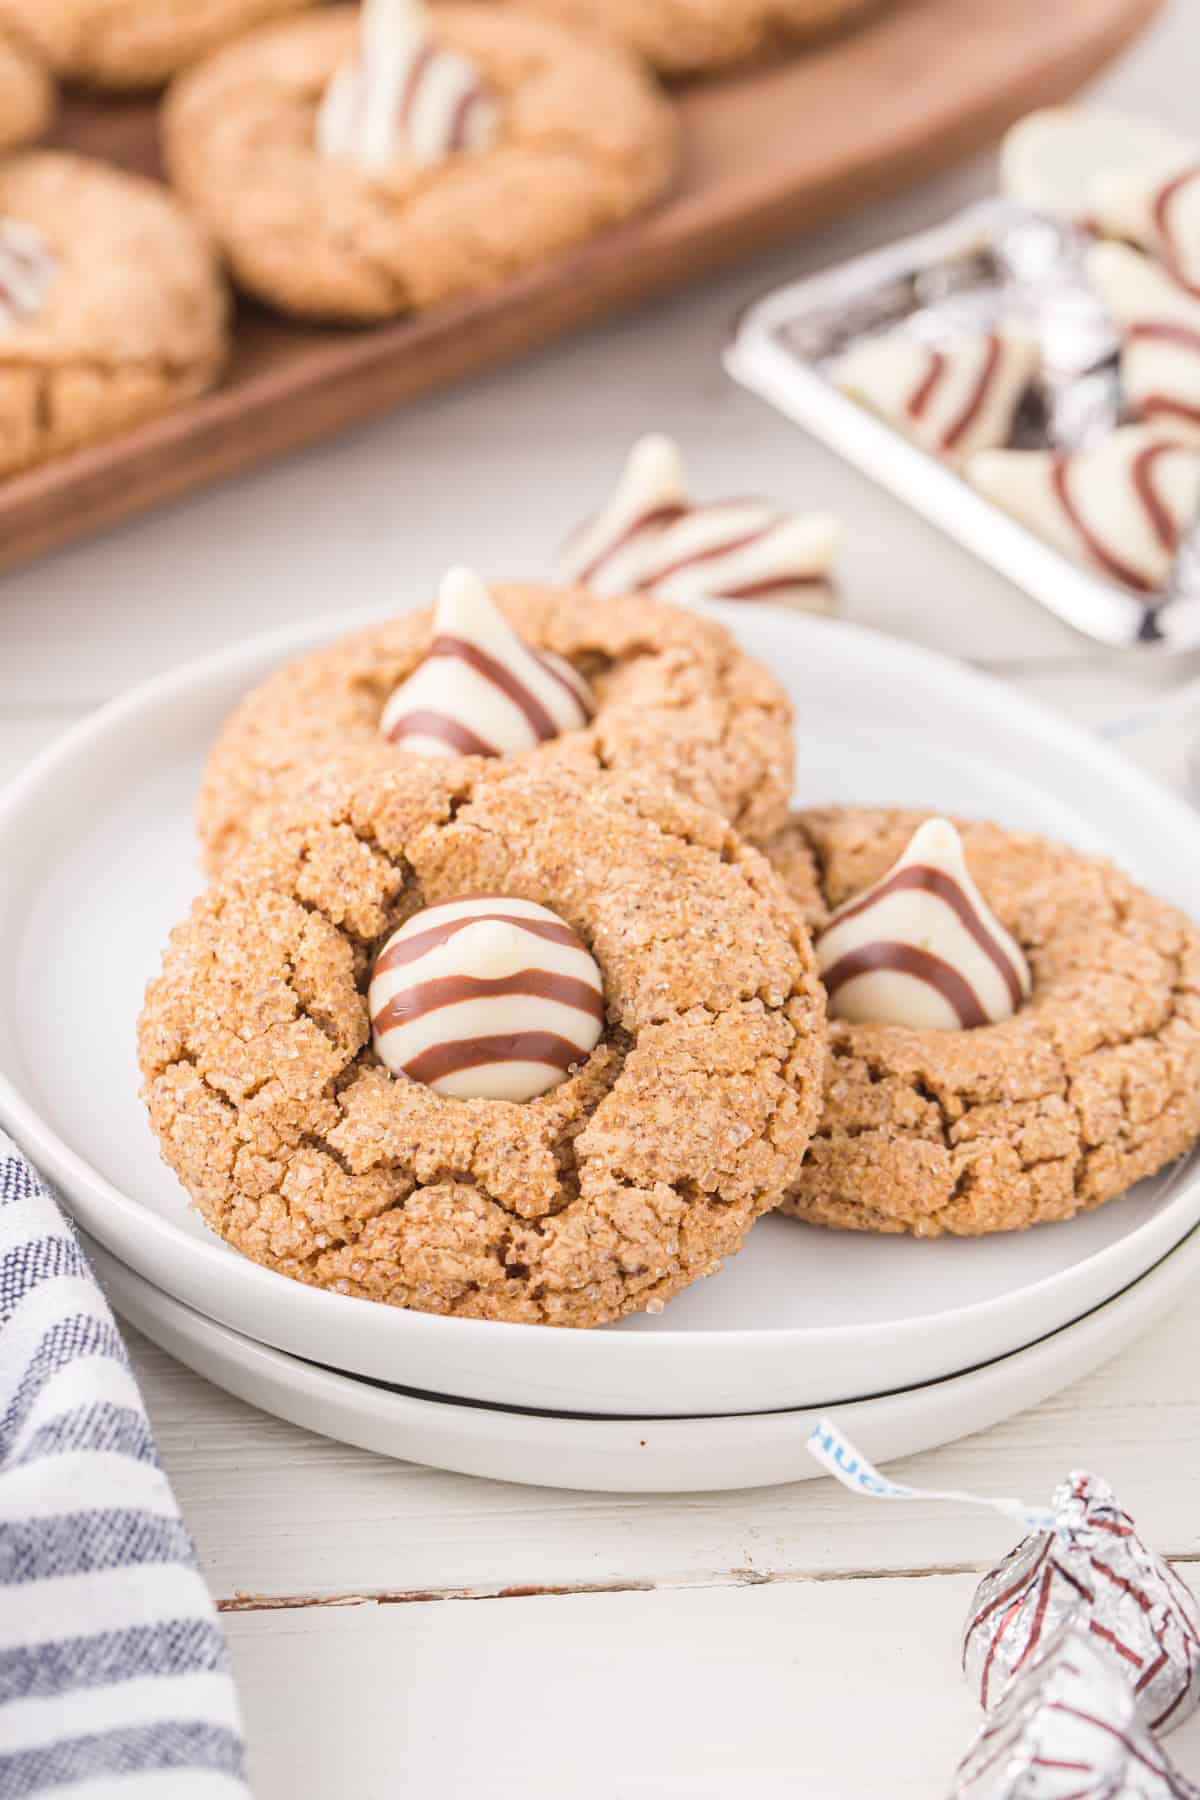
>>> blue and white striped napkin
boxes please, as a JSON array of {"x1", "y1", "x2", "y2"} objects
[{"x1": 0, "y1": 1131, "x2": 250, "y2": 1799}]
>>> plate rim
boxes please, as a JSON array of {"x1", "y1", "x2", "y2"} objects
[
  {"x1": 3, "y1": 604, "x2": 1200, "y2": 1394},
  {"x1": 85, "y1": 1215, "x2": 1200, "y2": 1492}
]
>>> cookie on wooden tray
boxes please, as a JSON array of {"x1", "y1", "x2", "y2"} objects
[
  {"x1": 196, "y1": 568, "x2": 796, "y2": 873},
  {"x1": 0, "y1": 153, "x2": 229, "y2": 481},
  {"x1": 474, "y1": 0, "x2": 885, "y2": 75},
  {"x1": 140, "y1": 759, "x2": 826, "y2": 1328},
  {"x1": 162, "y1": 2, "x2": 678, "y2": 324},
  {"x1": 0, "y1": 27, "x2": 54, "y2": 150},
  {"x1": 762, "y1": 806, "x2": 1200, "y2": 1237},
  {"x1": 0, "y1": 0, "x2": 319, "y2": 90}
]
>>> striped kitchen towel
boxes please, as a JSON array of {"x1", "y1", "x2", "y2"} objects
[{"x1": 0, "y1": 1131, "x2": 250, "y2": 1799}]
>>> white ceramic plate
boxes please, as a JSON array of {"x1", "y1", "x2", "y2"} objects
[
  {"x1": 87, "y1": 1221, "x2": 1200, "y2": 1493},
  {"x1": 1, "y1": 606, "x2": 1199, "y2": 1418}
]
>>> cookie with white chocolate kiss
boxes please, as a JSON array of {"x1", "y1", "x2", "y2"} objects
[
  {"x1": 163, "y1": 5, "x2": 678, "y2": 323},
  {"x1": 833, "y1": 324, "x2": 1039, "y2": 465},
  {"x1": 557, "y1": 434, "x2": 841, "y2": 612},
  {"x1": 199, "y1": 579, "x2": 795, "y2": 873},
  {"x1": 967, "y1": 425, "x2": 1200, "y2": 595},
  {"x1": 1087, "y1": 243, "x2": 1200, "y2": 446},
  {"x1": 142, "y1": 758, "x2": 827, "y2": 1328},
  {"x1": 763, "y1": 806, "x2": 1200, "y2": 1238}
]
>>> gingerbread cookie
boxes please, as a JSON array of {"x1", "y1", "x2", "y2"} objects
[
  {"x1": 0, "y1": 153, "x2": 229, "y2": 482},
  {"x1": 163, "y1": 4, "x2": 678, "y2": 323},
  {"x1": 140, "y1": 760, "x2": 826, "y2": 1327},
  {"x1": 197, "y1": 577, "x2": 795, "y2": 872},
  {"x1": 0, "y1": 27, "x2": 53, "y2": 149},
  {"x1": 0, "y1": 0, "x2": 318, "y2": 90},
  {"x1": 476, "y1": 0, "x2": 885, "y2": 76},
  {"x1": 762, "y1": 806, "x2": 1200, "y2": 1237}
]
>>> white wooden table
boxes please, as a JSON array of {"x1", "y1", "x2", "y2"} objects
[{"x1": 5, "y1": 8, "x2": 1200, "y2": 1793}]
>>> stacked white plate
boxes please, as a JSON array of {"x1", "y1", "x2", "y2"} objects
[{"x1": 2, "y1": 608, "x2": 1198, "y2": 1492}]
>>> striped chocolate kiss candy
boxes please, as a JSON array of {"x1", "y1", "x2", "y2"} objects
[
  {"x1": 1088, "y1": 243, "x2": 1200, "y2": 446},
  {"x1": 317, "y1": 0, "x2": 498, "y2": 172},
  {"x1": 557, "y1": 434, "x2": 841, "y2": 611},
  {"x1": 1092, "y1": 153, "x2": 1200, "y2": 299},
  {"x1": 815, "y1": 818, "x2": 1032, "y2": 1032},
  {"x1": 368, "y1": 897, "x2": 606, "y2": 1102},
  {"x1": 379, "y1": 566, "x2": 595, "y2": 760},
  {"x1": 969, "y1": 424, "x2": 1200, "y2": 595},
  {"x1": 833, "y1": 324, "x2": 1040, "y2": 465},
  {"x1": 961, "y1": 1473, "x2": 1200, "y2": 1737},
  {"x1": 0, "y1": 218, "x2": 55, "y2": 332},
  {"x1": 951, "y1": 1623, "x2": 1200, "y2": 1800}
]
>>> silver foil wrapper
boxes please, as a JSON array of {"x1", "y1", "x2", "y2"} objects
[
  {"x1": 726, "y1": 199, "x2": 1200, "y2": 652},
  {"x1": 962, "y1": 1472, "x2": 1200, "y2": 1736},
  {"x1": 951, "y1": 1623, "x2": 1200, "y2": 1800}
]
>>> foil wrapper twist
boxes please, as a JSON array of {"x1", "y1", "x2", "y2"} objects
[
  {"x1": 952, "y1": 1622, "x2": 1200, "y2": 1799},
  {"x1": 962, "y1": 1472, "x2": 1200, "y2": 1737}
]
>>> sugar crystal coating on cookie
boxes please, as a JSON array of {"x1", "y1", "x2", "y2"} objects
[
  {"x1": 0, "y1": 217, "x2": 54, "y2": 329},
  {"x1": 369, "y1": 895, "x2": 605, "y2": 1101},
  {"x1": 815, "y1": 818, "x2": 1032, "y2": 1031},
  {"x1": 969, "y1": 424, "x2": 1200, "y2": 594},
  {"x1": 833, "y1": 325, "x2": 1040, "y2": 465},
  {"x1": 961, "y1": 1471, "x2": 1200, "y2": 1736},
  {"x1": 318, "y1": 0, "x2": 497, "y2": 170},
  {"x1": 379, "y1": 567, "x2": 594, "y2": 758},
  {"x1": 557, "y1": 434, "x2": 840, "y2": 611}
]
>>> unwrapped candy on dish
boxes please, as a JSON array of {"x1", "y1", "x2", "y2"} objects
[{"x1": 725, "y1": 105, "x2": 1200, "y2": 653}]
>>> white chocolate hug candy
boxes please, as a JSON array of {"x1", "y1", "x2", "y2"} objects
[
  {"x1": 557, "y1": 434, "x2": 841, "y2": 611},
  {"x1": 1092, "y1": 157, "x2": 1200, "y2": 295},
  {"x1": 380, "y1": 566, "x2": 594, "y2": 759},
  {"x1": 1088, "y1": 242, "x2": 1200, "y2": 444},
  {"x1": 369, "y1": 896, "x2": 605, "y2": 1102},
  {"x1": 999, "y1": 105, "x2": 1193, "y2": 220},
  {"x1": 815, "y1": 819, "x2": 1031, "y2": 1032},
  {"x1": 968, "y1": 425, "x2": 1200, "y2": 594},
  {"x1": 318, "y1": 0, "x2": 498, "y2": 172},
  {"x1": 833, "y1": 325, "x2": 1039, "y2": 465},
  {"x1": 0, "y1": 219, "x2": 55, "y2": 331}
]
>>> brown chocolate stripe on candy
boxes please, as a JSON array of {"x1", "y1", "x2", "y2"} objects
[
  {"x1": 373, "y1": 968, "x2": 606, "y2": 1036},
  {"x1": 1152, "y1": 163, "x2": 1200, "y2": 293},
  {"x1": 569, "y1": 503, "x2": 688, "y2": 589},
  {"x1": 1051, "y1": 443, "x2": 1178, "y2": 592},
  {"x1": 829, "y1": 864, "x2": 1026, "y2": 1012},
  {"x1": 374, "y1": 906, "x2": 585, "y2": 974},
  {"x1": 402, "y1": 1030, "x2": 591, "y2": 1088},
  {"x1": 907, "y1": 335, "x2": 1004, "y2": 453},
  {"x1": 379, "y1": 569, "x2": 595, "y2": 762},
  {"x1": 821, "y1": 941, "x2": 992, "y2": 1031},
  {"x1": 368, "y1": 895, "x2": 606, "y2": 1102}
]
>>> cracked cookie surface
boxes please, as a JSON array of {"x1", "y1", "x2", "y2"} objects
[
  {"x1": 0, "y1": 27, "x2": 53, "y2": 149},
  {"x1": 197, "y1": 584, "x2": 795, "y2": 872},
  {"x1": 0, "y1": 0, "x2": 319, "y2": 89},
  {"x1": 140, "y1": 760, "x2": 826, "y2": 1327},
  {"x1": 162, "y1": 5, "x2": 679, "y2": 323},
  {"x1": 763, "y1": 806, "x2": 1200, "y2": 1237},
  {"x1": 475, "y1": 0, "x2": 886, "y2": 75},
  {"x1": 0, "y1": 152, "x2": 229, "y2": 480}
]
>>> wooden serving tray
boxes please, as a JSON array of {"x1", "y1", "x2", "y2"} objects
[{"x1": 6, "y1": 0, "x2": 1158, "y2": 575}]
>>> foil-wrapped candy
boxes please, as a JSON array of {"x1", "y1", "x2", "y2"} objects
[
  {"x1": 951, "y1": 1623, "x2": 1200, "y2": 1800},
  {"x1": 962, "y1": 1473, "x2": 1200, "y2": 1736}
]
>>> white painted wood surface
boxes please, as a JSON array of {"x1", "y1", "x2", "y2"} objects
[{"x1": 4, "y1": 6, "x2": 1200, "y2": 1796}]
